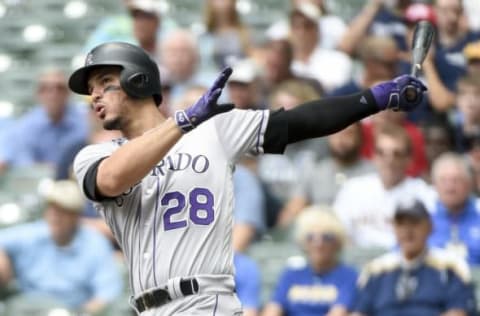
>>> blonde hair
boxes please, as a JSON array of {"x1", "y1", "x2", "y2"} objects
[{"x1": 294, "y1": 205, "x2": 346, "y2": 247}]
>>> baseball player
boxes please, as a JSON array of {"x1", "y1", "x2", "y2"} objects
[{"x1": 69, "y1": 42, "x2": 426, "y2": 315}]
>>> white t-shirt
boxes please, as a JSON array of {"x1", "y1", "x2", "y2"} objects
[
  {"x1": 265, "y1": 15, "x2": 347, "y2": 50},
  {"x1": 333, "y1": 173, "x2": 436, "y2": 249},
  {"x1": 73, "y1": 109, "x2": 269, "y2": 296},
  {"x1": 291, "y1": 47, "x2": 353, "y2": 92}
]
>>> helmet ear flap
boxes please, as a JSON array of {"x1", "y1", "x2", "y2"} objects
[{"x1": 120, "y1": 68, "x2": 152, "y2": 99}]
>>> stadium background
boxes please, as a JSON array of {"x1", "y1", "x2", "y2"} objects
[{"x1": 0, "y1": 0, "x2": 480, "y2": 315}]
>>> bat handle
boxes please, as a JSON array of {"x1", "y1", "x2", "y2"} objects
[{"x1": 404, "y1": 64, "x2": 422, "y2": 103}]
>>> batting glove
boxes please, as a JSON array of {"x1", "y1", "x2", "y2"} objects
[
  {"x1": 370, "y1": 75, "x2": 427, "y2": 111},
  {"x1": 175, "y1": 67, "x2": 234, "y2": 133}
]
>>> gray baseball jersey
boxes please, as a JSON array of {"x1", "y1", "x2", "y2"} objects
[{"x1": 73, "y1": 109, "x2": 269, "y2": 296}]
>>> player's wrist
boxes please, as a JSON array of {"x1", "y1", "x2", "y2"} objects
[{"x1": 174, "y1": 110, "x2": 195, "y2": 133}]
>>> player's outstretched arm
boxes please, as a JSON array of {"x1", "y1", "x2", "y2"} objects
[
  {"x1": 93, "y1": 68, "x2": 233, "y2": 198},
  {"x1": 263, "y1": 75, "x2": 426, "y2": 153}
]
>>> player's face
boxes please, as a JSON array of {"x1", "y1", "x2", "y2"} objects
[
  {"x1": 303, "y1": 231, "x2": 341, "y2": 270},
  {"x1": 374, "y1": 135, "x2": 410, "y2": 187},
  {"x1": 88, "y1": 67, "x2": 130, "y2": 130},
  {"x1": 433, "y1": 163, "x2": 472, "y2": 211},
  {"x1": 45, "y1": 203, "x2": 80, "y2": 246},
  {"x1": 394, "y1": 216, "x2": 431, "y2": 259}
]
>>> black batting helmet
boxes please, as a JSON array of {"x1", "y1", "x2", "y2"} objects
[{"x1": 68, "y1": 42, "x2": 162, "y2": 105}]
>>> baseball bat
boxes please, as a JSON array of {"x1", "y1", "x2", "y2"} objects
[{"x1": 404, "y1": 20, "x2": 435, "y2": 103}]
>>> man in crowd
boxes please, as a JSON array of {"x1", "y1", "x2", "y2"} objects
[
  {"x1": 0, "y1": 180, "x2": 122, "y2": 313},
  {"x1": 0, "y1": 68, "x2": 88, "y2": 173},
  {"x1": 429, "y1": 153, "x2": 480, "y2": 265},
  {"x1": 333, "y1": 124, "x2": 434, "y2": 248},
  {"x1": 352, "y1": 199, "x2": 477, "y2": 316}
]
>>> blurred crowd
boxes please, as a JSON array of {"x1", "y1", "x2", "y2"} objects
[{"x1": 1, "y1": 0, "x2": 480, "y2": 315}]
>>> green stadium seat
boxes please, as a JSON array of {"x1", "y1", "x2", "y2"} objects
[
  {"x1": 3, "y1": 294, "x2": 72, "y2": 316},
  {"x1": 342, "y1": 246, "x2": 387, "y2": 269},
  {"x1": 247, "y1": 239, "x2": 302, "y2": 304}
]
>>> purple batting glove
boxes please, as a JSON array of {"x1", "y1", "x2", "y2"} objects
[
  {"x1": 175, "y1": 67, "x2": 234, "y2": 133},
  {"x1": 370, "y1": 75, "x2": 427, "y2": 111}
]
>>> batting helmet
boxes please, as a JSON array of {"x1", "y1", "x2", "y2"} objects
[{"x1": 68, "y1": 42, "x2": 162, "y2": 105}]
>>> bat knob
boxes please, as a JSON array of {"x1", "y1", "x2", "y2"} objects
[{"x1": 404, "y1": 85, "x2": 419, "y2": 103}]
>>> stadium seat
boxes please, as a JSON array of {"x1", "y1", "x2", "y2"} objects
[
  {"x1": 342, "y1": 246, "x2": 387, "y2": 269},
  {"x1": 247, "y1": 239, "x2": 302, "y2": 304},
  {"x1": 3, "y1": 293, "x2": 72, "y2": 316}
]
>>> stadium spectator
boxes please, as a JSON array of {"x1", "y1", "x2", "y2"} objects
[
  {"x1": 0, "y1": 68, "x2": 89, "y2": 172},
  {"x1": 227, "y1": 59, "x2": 263, "y2": 110},
  {"x1": 333, "y1": 124, "x2": 434, "y2": 248},
  {"x1": 260, "y1": 39, "x2": 322, "y2": 102},
  {"x1": 279, "y1": 122, "x2": 374, "y2": 226},
  {"x1": 262, "y1": 206, "x2": 357, "y2": 316},
  {"x1": 0, "y1": 180, "x2": 122, "y2": 313},
  {"x1": 338, "y1": 0, "x2": 412, "y2": 56},
  {"x1": 198, "y1": 0, "x2": 251, "y2": 71},
  {"x1": 234, "y1": 252, "x2": 261, "y2": 316},
  {"x1": 328, "y1": 36, "x2": 399, "y2": 97},
  {"x1": 428, "y1": 153, "x2": 480, "y2": 266},
  {"x1": 266, "y1": 0, "x2": 347, "y2": 50},
  {"x1": 451, "y1": 75, "x2": 480, "y2": 153},
  {"x1": 159, "y1": 29, "x2": 215, "y2": 104},
  {"x1": 432, "y1": 0, "x2": 480, "y2": 91},
  {"x1": 419, "y1": 116, "x2": 455, "y2": 182},
  {"x1": 288, "y1": 2, "x2": 352, "y2": 92},
  {"x1": 83, "y1": 0, "x2": 177, "y2": 55},
  {"x1": 362, "y1": 110, "x2": 428, "y2": 177},
  {"x1": 463, "y1": 41, "x2": 480, "y2": 76},
  {"x1": 352, "y1": 199, "x2": 477, "y2": 316}
]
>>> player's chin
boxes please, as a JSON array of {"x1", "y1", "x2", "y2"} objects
[{"x1": 103, "y1": 117, "x2": 122, "y2": 130}]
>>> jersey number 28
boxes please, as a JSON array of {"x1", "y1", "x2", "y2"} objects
[{"x1": 161, "y1": 188, "x2": 214, "y2": 231}]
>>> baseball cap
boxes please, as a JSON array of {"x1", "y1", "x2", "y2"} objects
[
  {"x1": 464, "y1": 41, "x2": 480, "y2": 62},
  {"x1": 394, "y1": 199, "x2": 430, "y2": 221},
  {"x1": 127, "y1": 0, "x2": 162, "y2": 16},
  {"x1": 404, "y1": 3, "x2": 437, "y2": 26},
  {"x1": 229, "y1": 59, "x2": 258, "y2": 84},
  {"x1": 43, "y1": 180, "x2": 85, "y2": 213},
  {"x1": 291, "y1": 2, "x2": 321, "y2": 23}
]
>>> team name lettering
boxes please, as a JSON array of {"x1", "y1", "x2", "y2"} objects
[{"x1": 151, "y1": 153, "x2": 210, "y2": 176}]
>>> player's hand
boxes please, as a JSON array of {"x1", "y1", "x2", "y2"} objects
[
  {"x1": 174, "y1": 67, "x2": 234, "y2": 133},
  {"x1": 370, "y1": 75, "x2": 427, "y2": 112}
]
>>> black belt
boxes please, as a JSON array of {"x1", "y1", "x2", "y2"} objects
[{"x1": 134, "y1": 278, "x2": 199, "y2": 313}]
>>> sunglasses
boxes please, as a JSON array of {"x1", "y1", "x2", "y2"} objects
[{"x1": 305, "y1": 232, "x2": 337, "y2": 244}]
